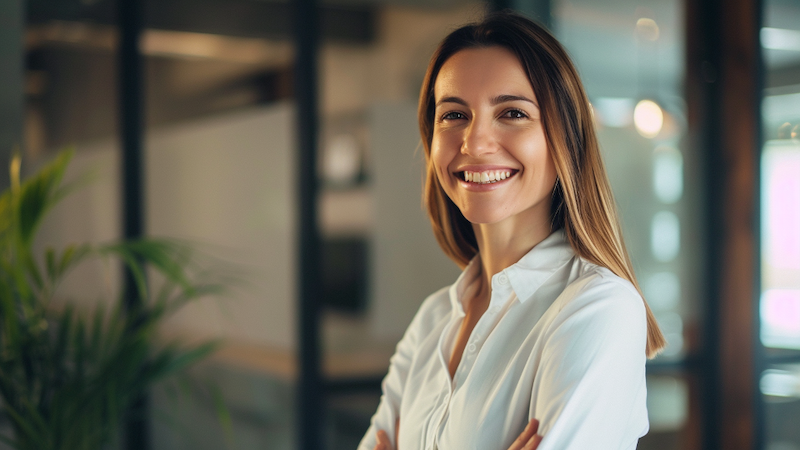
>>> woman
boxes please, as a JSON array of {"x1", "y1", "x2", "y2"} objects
[{"x1": 359, "y1": 11, "x2": 666, "y2": 450}]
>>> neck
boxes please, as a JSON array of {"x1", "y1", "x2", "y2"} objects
[{"x1": 472, "y1": 207, "x2": 553, "y2": 287}]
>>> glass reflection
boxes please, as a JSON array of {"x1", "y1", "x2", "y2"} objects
[
  {"x1": 644, "y1": 272, "x2": 680, "y2": 311},
  {"x1": 652, "y1": 145, "x2": 683, "y2": 204},
  {"x1": 655, "y1": 311, "x2": 684, "y2": 357},
  {"x1": 762, "y1": 139, "x2": 800, "y2": 349},
  {"x1": 651, "y1": 211, "x2": 680, "y2": 263},
  {"x1": 646, "y1": 376, "x2": 688, "y2": 431}
]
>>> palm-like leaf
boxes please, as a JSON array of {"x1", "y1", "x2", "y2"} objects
[{"x1": 0, "y1": 151, "x2": 226, "y2": 450}]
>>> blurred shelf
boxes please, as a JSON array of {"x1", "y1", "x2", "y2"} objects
[{"x1": 208, "y1": 336, "x2": 394, "y2": 382}]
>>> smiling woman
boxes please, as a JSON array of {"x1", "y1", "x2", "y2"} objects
[{"x1": 360, "y1": 11, "x2": 665, "y2": 450}]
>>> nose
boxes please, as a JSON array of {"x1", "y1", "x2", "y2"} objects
[{"x1": 462, "y1": 117, "x2": 497, "y2": 157}]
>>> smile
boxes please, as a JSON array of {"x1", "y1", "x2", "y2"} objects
[{"x1": 459, "y1": 170, "x2": 516, "y2": 184}]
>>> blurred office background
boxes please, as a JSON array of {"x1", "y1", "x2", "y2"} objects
[{"x1": 0, "y1": 0, "x2": 797, "y2": 448}]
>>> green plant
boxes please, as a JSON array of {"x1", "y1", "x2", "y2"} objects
[{"x1": 0, "y1": 150, "x2": 225, "y2": 450}]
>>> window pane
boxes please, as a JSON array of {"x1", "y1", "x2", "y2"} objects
[{"x1": 762, "y1": 363, "x2": 800, "y2": 449}]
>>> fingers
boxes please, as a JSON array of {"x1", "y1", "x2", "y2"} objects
[
  {"x1": 508, "y1": 418, "x2": 541, "y2": 450},
  {"x1": 523, "y1": 433, "x2": 543, "y2": 450},
  {"x1": 373, "y1": 429, "x2": 391, "y2": 450}
]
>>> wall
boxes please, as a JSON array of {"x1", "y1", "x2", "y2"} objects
[{"x1": 35, "y1": 102, "x2": 299, "y2": 350}]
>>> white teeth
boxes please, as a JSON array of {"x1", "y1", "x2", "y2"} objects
[{"x1": 463, "y1": 170, "x2": 514, "y2": 184}]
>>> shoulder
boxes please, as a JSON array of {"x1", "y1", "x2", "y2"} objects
[
  {"x1": 543, "y1": 258, "x2": 647, "y2": 349},
  {"x1": 558, "y1": 258, "x2": 644, "y2": 317}
]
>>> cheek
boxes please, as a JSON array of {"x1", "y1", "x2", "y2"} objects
[
  {"x1": 430, "y1": 135, "x2": 455, "y2": 181},
  {"x1": 512, "y1": 134, "x2": 549, "y2": 169}
]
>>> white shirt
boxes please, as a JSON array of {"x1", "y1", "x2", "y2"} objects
[{"x1": 358, "y1": 230, "x2": 649, "y2": 450}]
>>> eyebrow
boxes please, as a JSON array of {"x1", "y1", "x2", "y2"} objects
[{"x1": 435, "y1": 94, "x2": 538, "y2": 108}]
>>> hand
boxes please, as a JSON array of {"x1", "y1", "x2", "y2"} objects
[
  {"x1": 508, "y1": 418, "x2": 543, "y2": 450},
  {"x1": 373, "y1": 418, "x2": 399, "y2": 450},
  {"x1": 372, "y1": 429, "x2": 392, "y2": 450},
  {"x1": 372, "y1": 418, "x2": 541, "y2": 450}
]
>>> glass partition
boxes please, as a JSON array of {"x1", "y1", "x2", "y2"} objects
[
  {"x1": 25, "y1": 5, "x2": 302, "y2": 448},
  {"x1": 761, "y1": 0, "x2": 800, "y2": 448},
  {"x1": 553, "y1": 1, "x2": 697, "y2": 448}
]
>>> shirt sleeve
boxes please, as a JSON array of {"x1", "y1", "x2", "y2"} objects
[
  {"x1": 357, "y1": 290, "x2": 443, "y2": 450},
  {"x1": 531, "y1": 274, "x2": 649, "y2": 450}
]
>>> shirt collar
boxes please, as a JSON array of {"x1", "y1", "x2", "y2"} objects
[
  {"x1": 503, "y1": 229, "x2": 574, "y2": 303},
  {"x1": 449, "y1": 229, "x2": 574, "y2": 310}
]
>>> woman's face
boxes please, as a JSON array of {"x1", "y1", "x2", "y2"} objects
[{"x1": 431, "y1": 46, "x2": 557, "y2": 227}]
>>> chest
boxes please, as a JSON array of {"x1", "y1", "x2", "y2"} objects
[{"x1": 397, "y1": 298, "x2": 552, "y2": 450}]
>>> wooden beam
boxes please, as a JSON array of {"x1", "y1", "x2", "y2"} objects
[
  {"x1": 27, "y1": 0, "x2": 375, "y2": 44},
  {"x1": 686, "y1": 0, "x2": 762, "y2": 448}
]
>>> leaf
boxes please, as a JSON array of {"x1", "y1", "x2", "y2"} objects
[
  {"x1": 0, "y1": 278, "x2": 20, "y2": 349},
  {"x1": 45, "y1": 248, "x2": 57, "y2": 283},
  {"x1": 141, "y1": 341, "x2": 220, "y2": 386},
  {"x1": 89, "y1": 303, "x2": 105, "y2": 361},
  {"x1": 100, "y1": 244, "x2": 149, "y2": 303},
  {"x1": 0, "y1": 401, "x2": 47, "y2": 449},
  {"x1": 73, "y1": 319, "x2": 86, "y2": 382},
  {"x1": 209, "y1": 382, "x2": 234, "y2": 445},
  {"x1": 16, "y1": 150, "x2": 73, "y2": 249},
  {"x1": 0, "y1": 433, "x2": 23, "y2": 450},
  {"x1": 106, "y1": 239, "x2": 194, "y2": 292},
  {"x1": 22, "y1": 253, "x2": 43, "y2": 292},
  {"x1": 56, "y1": 244, "x2": 91, "y2": 279},
  {"x1": 52, "y1": 306, "x2": 73, "y2": 385},
  {"x1": 0, "y1": 190, "x2": 13, "y2": 239}
]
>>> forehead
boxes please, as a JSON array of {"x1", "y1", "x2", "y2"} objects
[{"x1": 434, "y1": 46, "x2": 535, "y2": 101}]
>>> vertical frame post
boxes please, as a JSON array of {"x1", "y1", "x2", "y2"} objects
[
  {"x1": 0, "y1": 0, "x2": 24, "y2": 188},
  {"x1": 686, "y1": 0, "x2": 763, "y2": 448},
  {"x1": 294, "y1": 0, "x2": 324, "y2": 448},
  {"x1": 118, "y1": 0, "x2": 148, "y2": 448}
]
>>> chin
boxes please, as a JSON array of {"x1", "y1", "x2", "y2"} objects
[{"x1": 459, "y1": 207, "x2": 509, "y2": 225}]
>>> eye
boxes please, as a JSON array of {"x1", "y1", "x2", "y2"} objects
[
  {"x1": 440, "y1": 111, "x2": 467, "y2": 121},
  {"x1": 502, "y1": 109, "x2": 528, "y2": 120}
]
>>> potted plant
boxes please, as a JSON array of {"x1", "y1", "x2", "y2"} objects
[{"x1": 0, "y1": 150, "x2": 226, "y2": 450}]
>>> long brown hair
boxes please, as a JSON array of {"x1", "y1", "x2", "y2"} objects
[{"x1": 418, "y1": 12, "x2": 666, "y2": 358}]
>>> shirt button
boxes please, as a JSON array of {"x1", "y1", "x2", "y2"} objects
[
  {"x1": 489, "y1": 306, "x2": 500, "y2": 314},
  {"x1": 468, "y1": 343, "x2": 477, "y2": 353},
  {"x1": 498, "y1": 274, "x2": 509, "y2": 285}
]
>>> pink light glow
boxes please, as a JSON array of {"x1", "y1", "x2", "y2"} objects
[
  {"x1": 762, "y1": 290, "x2": 800, "y2": 337},
  {"x1": 766, "y1": 152, "x2": 800, "y2": 269}
]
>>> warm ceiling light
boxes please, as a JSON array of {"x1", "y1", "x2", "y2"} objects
[
  {"x1": 26, "y1": 22, "x2": 293, "y2": 66},
  {"x1": 141, "y1": 30, "x2": 293, "y2": 65},
  {"x1": 636, "y1": 18, "x2": 660, "y2": 41},
  {"x1": 634, "y1": 99, "x2": 664, "y2": 138}
]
